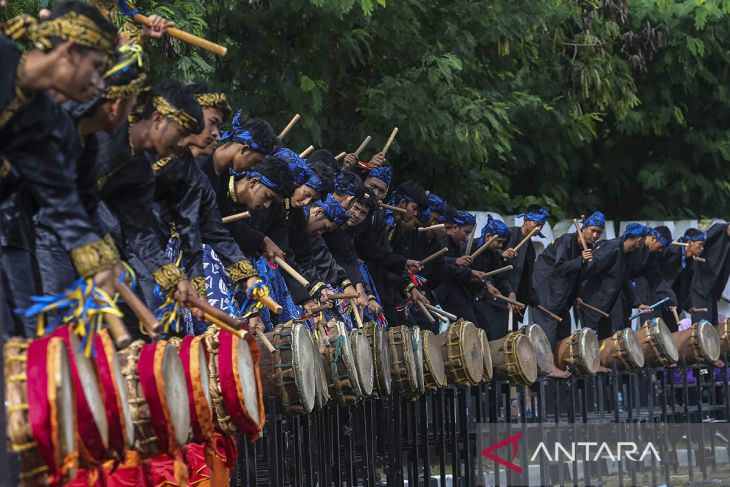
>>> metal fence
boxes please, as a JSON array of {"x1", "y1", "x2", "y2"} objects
[{"x1": 231, "y1": 356, "x2": 730, "y2": 486}]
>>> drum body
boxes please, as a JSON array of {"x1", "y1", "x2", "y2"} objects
[
  {"x1": 175, "y1": 335, "x2": 215, "y2": 442},
  {"x1": 556, "y1": 328, "x2": 600, "y2": 376},
  {"x1": 599, "y1": 328, "x2": 645, "y2": 370},
  {"x1": 362, "y1": 321, "x2": 392, "y2": 396},
  {"x1": 636, "y1": 318, "x2": 679, "y2": 367},
  {"x1": 259, "y1": 322, "x2": 318, "y2": 415},
  {"x1": 489, "y1": 332, "x2": 537, "y2": 385},
  {"x1": 52, "y1": 326, "x2": 108, "y2": 464},
  {"x1": 5, "y1": 336, "x2": 76, "y2": 486},
  {"x1": 477, "y1": 329, "x2": 493, "y2": 383},
  {"x1": 412, "y1": 325, "x2": 426, "y2": 394},
  {"x1": 441, "y1": 320, "x2": 483, "y2": 387},
  {"x1": 388, "y1": 325, "x2": 418, "y2": 395},
  {"x1": 673, "y1": 321, "x2": 721, "y2": 365},
  {"x1": 521, "y1": 324, "x2": 555, "y2": 376},
  {"x1": 320, "y1": 320, "x2": 362, "y2": 405},
  {"x1": 118, "y1": 340, "x2": 190, "y2": 458},
  {"x1": 422, "y1": 330, "x2": 447, "y2": 390},
  {"x1": 717, "y1": 320, "x2": 730, "y2": 356},
  {"x1": 311, "y1": 330, "x2": 331, "y2": 410},
  {"x1": 351, "y1": 329, "x2": 375, "y2": 397},
  {"x1": 203, "y1": 327, "x2": 265, "y2": 438}
]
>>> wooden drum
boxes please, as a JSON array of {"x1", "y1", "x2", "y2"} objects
[
  {"x1": 118, "y1": 340, "x2": 190, "y2": 457},
  {"x1": 311, "y1": 328, "x2": 331, "y2": 410},
  {"x1": 441, "y1": 320, "x2": 483, "y2": 387},
  {"x1": 478, "y1": 329, "x2": 493, "y2": 382},
  {"x1": 203, "y1": 327, "x2": 265, "y2": 438},
  {"x1": 556, "y1": 328, "x2": 600, "y2": 376},
  {"x1": 388, "y1": 325, "x2": 418, "y2": 395},
  {"x1": 351, "y1": 328, "x2": 375, "y2": 398},
  {"x1": 636, "y1": 318, "x2": 679, "y2": 367},
  {"x1": 599, "y1": 328, "x2": 645, "y2": 370},
  {"x1": 173, "y1": 335, "x2": 215, "y2": 442},
  {"x1": 421, "y1": 330, "x2": 447, "y2": 390},
  {"x1": 673, "y1": 321, "x2": 721, "y2": 365},
  {"x1": 5, "y1": 336, "x2": 76, "y2": 486},
  {"x1": 490, "y1": 331, "x2": 537, "y2": 386},
  {"x1": 520, "y1": 324, "x2": 555, "y2": 376},
  {"x1": 362, "y1": 321, "x2": 392, "y2": 396},
  {"x1": 412, "y1": 325, "x2": 426, "y2": 394},
  {"x1": 320, "y1": 320, "x2": 362, "y2": 405}
]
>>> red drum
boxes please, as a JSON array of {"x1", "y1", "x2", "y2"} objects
[{"x1": 178, "y1": 335, "x2": 215, "y2": 443}]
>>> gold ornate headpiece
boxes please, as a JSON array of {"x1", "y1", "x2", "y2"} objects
[
  {"x1": 194, "y1": 92, "x2": 232, "y2": 122},
  {"x1": 153, "y1": 96, "x2": 199, "y2": 132}
]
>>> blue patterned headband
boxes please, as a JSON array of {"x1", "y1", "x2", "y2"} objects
[
  {"x1": 247, "y1": 170, "x2": 281, "y2": 193},
  {"x1": 428, "y1": 194, "x2": 447, "y2": 214},
  {"x1": 581, "y1": 211, "x2": 606, "y2": 228},
  {"x1": 680, "y1": 231, "x2": 707, "y2": 243},
  {"x1": 220, "y1": 110, "x2": 265, "y2": 153},
  {"x1": 480, "y1": 215, "x2": 509, "y2": 239},
  {"x1": 457, "y1": 210, "x2": 476, "y2": 227},
  {"x1": 315, "y1": 195, "x2": 350, "y2": 225},
  {"x1": 648, "y1": 228, "x2": 670, "y2": 248},
  {"x1": 369, "y1": 165, "x2": 392, "y2": 187},
  {"x1": 622, "y1": 222, "x2": 648, "y2": 239},
  {"x1": 335, "y1": 172, "x2": 359, "y2": 197},
  {"x1": 517, "y1": 207, "x2": 549, "y2": 225}
]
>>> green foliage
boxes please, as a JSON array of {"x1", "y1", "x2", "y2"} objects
[{"x1": 4, "y1": 0, "x2": 730, "y2": 220}]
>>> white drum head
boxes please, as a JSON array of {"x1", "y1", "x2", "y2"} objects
[
  {"x1": 236, "y1": 336, "x2": 260, "y2": 425},
  {"x1": 338, "y1": 322, "x2": 362, "y2": 398},
  {"x1": 350, "y1": 330, "x2": 374, "y2": 397},
  {"x1": 110, "y1": 347, "x2": 135, "y2": 447},
  {"x1": 69, "y1": 332, "x2": 108, "y2": 447},
  {"x1": 401, "y1": 327, "x2": 418, "y2": 389},
  {"x1": 293, "y1": 325, "x2": 317, "y2": 414},
  {"x1": 161, "y1": 344, "x2": 190, "y2": 447},
  {"x1": 411, "y1": 326, "x2": 425, "y2": 393},
  {"x1": 697, "y1": 321, "x2": 721, "y2": 363},
  {"x1": 56, "y1": 344, "x2": 75, "y2": 458},
  {"x1": 655, "y1": 319, "x2": 680, "y2": 363},
  {"x1": 623, "y1": 328, "x2": 645, "y2": 369},
  {"x1": 579, "y1": 329, "x2": 600, "y2": 375}
]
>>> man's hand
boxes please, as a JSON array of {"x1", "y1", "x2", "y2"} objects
[
  {"x1": 367, "y1": 297, "x2": 382, "y2": 315},
  {"x1": 143, "y1": 14, "x2": 174, "y2": 39},
  {"x1": 319, "y1": 287, "x2": 333, "y2": 303},
  {"x1": 343, "y1": 284, "x2": 358, "y2": 299},
  {"x1": 356, "y1": 284, "x2": 368, "y2": 309},
  {"x1": 486, "y1": 284, "x2": 501, "y2": 300},
  {"x1": 638, "y1": 304, "x2": 652, "y2": 314},
  {"x1": 456, "y1": 255, "x2": 473, "y2": 267},
  {"x1": 343, "y1": 153, "x2": 358, "y2": 169},
  {"x1": 248, "y1": 316, "x2": 265, "y2": 334},
  {"x1": 369, "y1": 152, "x2": 386, "y2": 167},
  {"x1": 581, "y1": 249, "x2": 593, "y2": 263},
  {"x1": 406, "y1": 259, "x2": 422, "y2": 273},
  {"x1": 262, "y1": 236, "x2": 286, "y2": 260},
  {"x1": 245, "y1": 276, "x2": 260, "y2": 294},
  {"x1": 175, "y1": 280, "x2": 205, "y2": 320},
  {"x1": 502, "y1": 248, "x2": 517, "y2": 260},
  {"x1": 507, "y1": 292, "x2": 522, "y2": 316},
  {"x1": 471, "y1": 270, "x2": 486, "y2": 282},
  {"x1": 409, "y1": 287, "x2": 430, "y2": 306},
  {"x1": 93, "y1": 269, "x2": 116, "y2": 297}
]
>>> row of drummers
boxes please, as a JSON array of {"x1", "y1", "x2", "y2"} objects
[{"x1": 6, "y1": 310, "x2": 728, "y2": 486}]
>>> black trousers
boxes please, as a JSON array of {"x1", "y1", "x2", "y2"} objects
[{"x1": 1, "y1": 246, "x2": 40, "y2": 338}]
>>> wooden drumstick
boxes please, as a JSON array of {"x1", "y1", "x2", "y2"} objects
[
  {"x1": 350, "y1": 298, "x2": 364, "y2": 329},
  {"x1": 278, "y1": 114, "x2": 301, "y2": 140},
  {"x1": 299, "y1": 146, "x2": 315, "y2": 158},
  {"x1": 512, "y1": 226, "x2": 541, "y2": 252},
  {"x1": 329, "y1": 292, "x2": 359, "y2": 300},
  {"x1": 354, "y1": 136, "x2": 372, "y2": 157},
  {"x1": 222, "y1": 211, "x2": 250, "y2": 224},
  {"x1": 379, "y1": 202, "x2": 408, "y2": 214},
  {"x1": 418, "y1": 224, "x2": 445, "y2": 233},
  {"x1": 114, "y1": 280, "x2": 162, "y2": 335},
  {"x1": 335, "y1": 152, "x2": 347, "y2": 161},
  {"x1": 104, "y1": 313, "x2": 133, "y2": 349},
  {"x1": 471, "y1": 235, "x2": 498, "y2": 259},
  {"x1": 671, "y1": 241, "x2": 689, "y2": 247},
  {"x1": 130, "y1": 12, "x2": 227, "y2": 56},
  {"x1": 185, "y1": 292, "x2": 245, "y2": 330},
  {"x1": 693, "y1": 307, "x2": 709, "y2": 313},
  {"x1": 537, "y1": 305, "x2": 563, "y2": 322},
  {"x1": 381, "y1": 127, "x2": 398, "y2": 155},
  {"x1": 419, "y1": 247, "x2": 448, "y2": 266},
  {"x1": 576, "y1": 298, "x2": 609, "y2": 318},
  {"x1": 203, "y1": 312, "x2": 248, "y2": 340},
  {"x1": 253, "y1": 328, "x2": 276, "y2": 353},
  {"x1": 257, "y1": 294, "x2": 284, "y2": 314},
  {"x1": 424, "y1": 303, "x2": 457, "y2": 321},
  {"x1": 274, "y1": 257, "x2": 310, "y2": 287},
  {"x1": 416, "y1": 300, "x2": 436, "y2": 324},
  {"x1": 495, "y1": 294, "x2": 526, "y2": 309},
  {"x1": 693, "y1": 256, "x2": 706, "y2": 263},
  {"x1": 573, "y1": 219, "x2": 588, "y2": 251},
  {"x1": 310, "y1": 302, "x2": 333, "y2": 314},
  {"x1": 508, "y1": 306, "x2": 514, "y2": 332},
  {"x1": 671, "y1": 307, "x2": 681, "y2": 325},
  {"x1": 482, "y1": 265, "x2": 513, "y2": 278}
]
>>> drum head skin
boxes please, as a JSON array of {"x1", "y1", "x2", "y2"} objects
[
  {"x1": 461, "y1": 322, "x2": 484, "y2": 384},
  {"x1": 293, "y1": 325, "x2": 318, "y2": 413},
  {"x1": 402, "y1": 327, "x2": 418, "y2": 391},
  {"x1": 697, "y1": 321, "x2": 721, "y2": 363},
  {"x1": 422, "y1": 330, "x2": 447, "y2": 387},
  {"x1": 339, "y1": 322, "x2": 363, "y2": 399},
  {"x1": 579, "y1": 329, "x2": 600, "y2": 375},
  {"x1": 109, "y1": 342, "x2": 135, "y2": 447},
  {"x1": 311, "y1": 335, "x2": 330, "y2": 409},
  {"x1": 524, "y1": 324, "x2": 554, "y2": 375},
  {"x1": 237, "y1": 336, "x2": 261, "y2": 425},
  {"x1": 377, "y1": 326, "x2": 393, "y2": 395},
  {"x1": 69, "y1": 331, "x2": 109, "y2": 448},
  {"x1": 57, "y1": 345, "x2": 75, "y2": 459},
  {"x1": 412, "y1": 326, "x2": 425, "y2": 394},
  {"x1": 623, "y1": 328, "x2": 645, "y2": 369},
  {"x1": 655, "y1": 319, "x2": 680, "y2": 363},
  {"x1": 480, "y1": 331, "x2": 493, "y2": 382},
  {"x1": 161, "y1": 345, "x2": 191, "y2": 447},
  {"x1": 514, "y1": 334, "x2": 538, "y2": 385},
  {"x1": 350, "y1": 330, "x2": 374, "y2": 397}
]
